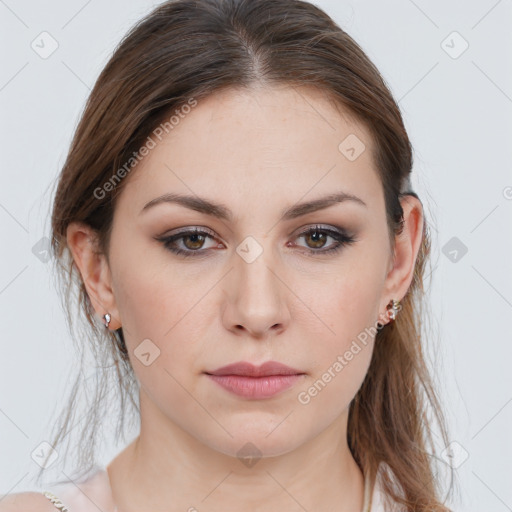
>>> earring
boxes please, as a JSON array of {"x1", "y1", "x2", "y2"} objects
[
  {"x1": 103, "y1": 313, "x2": 111, "y2": 329},
  {"x1": 387, "y1": 299, "x2": 401, "y2": 321}
]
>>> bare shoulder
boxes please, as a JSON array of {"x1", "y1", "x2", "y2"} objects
[{"x1": 0, "y1": 491, "x2": 56, "y2": 511}]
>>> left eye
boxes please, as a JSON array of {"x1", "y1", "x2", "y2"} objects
[
  {"x1": 156, "y1": 225, "x2": 356, "y2": 257},
  {"x1": 292, "y1": 225, "x2": 356, "y2": 255}
]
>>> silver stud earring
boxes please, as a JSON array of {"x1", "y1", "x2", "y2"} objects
[
  {"x1": 103, "y1": 313, "x2": 111, "y2": 329},
  {"x1": 387, "y1": 299, "x2": 401, "y2": 321}
]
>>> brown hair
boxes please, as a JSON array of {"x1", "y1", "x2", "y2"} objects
[{"x1": 44, "y1": 0, "x2": 454, "y2": 509}]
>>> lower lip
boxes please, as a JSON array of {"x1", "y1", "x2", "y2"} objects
[{"x1": 205, "y1": 374, "x2": 304, "y2": 399}]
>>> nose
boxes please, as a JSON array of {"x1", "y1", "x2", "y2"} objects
[{"x1": 221, "y1": 244, "x2": 291, "y2": 340}]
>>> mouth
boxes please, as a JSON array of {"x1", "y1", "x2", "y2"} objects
[
  {"x1": 205, "y1": 373, "x2": 305, "y2": 399},
  {"x1": 204, "y1": 361, "x2": 306, "y2": 399},
  {"x1": 205, "y1": 360, "x2": 305, "y2": 377}
]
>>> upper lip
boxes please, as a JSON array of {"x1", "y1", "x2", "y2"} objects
[{"x1": 205, "y1": 361, "x2": 304, "y2": 377}]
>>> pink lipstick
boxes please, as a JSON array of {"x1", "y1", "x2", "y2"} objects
[{"x1": 204, "y1": 361, "x2": 305, "y2": 399}]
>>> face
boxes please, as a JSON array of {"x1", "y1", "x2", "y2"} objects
[{"x1": 89, "y1": 85, "x2": 401, "y2": 458}]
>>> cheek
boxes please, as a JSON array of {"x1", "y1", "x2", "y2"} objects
[
  {"x1": 109, "y1": 221, "x2": 203, "y2": 333},
  {"x1": 298, "y1": 257, "x2": 384, "y2": 395},
  {"x1": 309, "y1": 265, "x2": 383, "y2": 349},
  {"x1": 108, "y1": 236, "x2": 210, "y2": 373},
  {"x1": 296, "y1": 288, "x2": 377, "y2": 417},
  {"x1": 110, "y1": 258, "x2": 209, "y2": 416}
]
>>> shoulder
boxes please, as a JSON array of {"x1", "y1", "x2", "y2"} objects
[
  {"x1": 0, "y1": 464, "x2": 114, "y2": 512},
  {"x1": 0, "y1": 491, "x2": 56, "y2": 511}
]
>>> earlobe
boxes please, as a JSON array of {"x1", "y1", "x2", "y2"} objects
[
  {"x1": 380, "y1": 195, "x2": 424, "y2": 319},
  {"x1": 66, "y1": 222, "x2": 121, "y2": 330}
]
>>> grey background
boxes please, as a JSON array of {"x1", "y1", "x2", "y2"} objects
[{"x1": 1, "y1": 1, "x2": 511, "y2": 510}]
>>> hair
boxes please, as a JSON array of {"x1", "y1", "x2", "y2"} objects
[{"x1": 42, "y1": 0, "x2": 454, "y2": 509}]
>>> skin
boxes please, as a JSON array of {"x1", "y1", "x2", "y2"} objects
[{"x1": 66, "y1": 84, "x2": 423, "y2": 512}]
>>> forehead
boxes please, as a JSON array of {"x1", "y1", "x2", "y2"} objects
[{"x1": 117, "y1": 84, "x2": 383, "y2": 219}]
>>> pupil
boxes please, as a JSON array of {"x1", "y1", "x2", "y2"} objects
[
  {"x1": 308, "y1": 231, "x2": 325, "y2": 248},
  {"x1": 186, "y1": 234, "x2": 204, "y2": 249}
]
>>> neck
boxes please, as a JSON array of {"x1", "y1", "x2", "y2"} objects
[{"x1": 107, "y1": 392, "x2": 365, "y2": 512}]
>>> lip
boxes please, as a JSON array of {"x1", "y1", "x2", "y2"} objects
[
  {"x1": 206, "y1": 361, "x2": 304, "y2": 377},
  {"x1": 204, "y1": 361, "x2": 306, "y2": 399}
]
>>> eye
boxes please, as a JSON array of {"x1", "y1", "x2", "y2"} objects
[
  {"x1": 156, "y1": 227, "x2": 220, "y2": 257},
  {"x1": 156, "y1": 224, "x2": 356, "y2": 258},
  {"x1": 291, "y1": 224, "x2": 356, "y2": 255}
]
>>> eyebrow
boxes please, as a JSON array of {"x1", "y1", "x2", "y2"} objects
[{"x1": 140, "y1": 191, "x2": 367, "y2": 221}]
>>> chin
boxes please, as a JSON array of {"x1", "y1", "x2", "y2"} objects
[{"x1": 201, "y1": 417, "x2": 307, "y2": 460}]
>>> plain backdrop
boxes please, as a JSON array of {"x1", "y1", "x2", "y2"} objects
[{"x1": 1, "y1": 1, "x2": 511, "y2": 510}]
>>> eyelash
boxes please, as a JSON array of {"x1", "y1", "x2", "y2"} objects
[{"x1": 156, "y1": 225, "x2": 356, "y2": 258}]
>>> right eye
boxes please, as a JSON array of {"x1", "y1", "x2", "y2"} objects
[{"x1": 156, "y1": 227, "x2": 221, "y2": 257}]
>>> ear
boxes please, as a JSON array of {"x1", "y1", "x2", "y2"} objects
[
  {"x1": 66, "y1": 222, "x2": 121, "y2": 330},
  {"x1": 379, "y1": 195, "x2": 424, "y2": 324}
]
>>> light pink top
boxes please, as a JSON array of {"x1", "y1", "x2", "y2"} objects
[{"x1": 40, "y1": 462, "x2": 399, "y2": 512}]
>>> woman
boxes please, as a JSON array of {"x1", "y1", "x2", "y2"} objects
[{"x1": 0, "y1": 0, "x2": 453, "y2": 510}]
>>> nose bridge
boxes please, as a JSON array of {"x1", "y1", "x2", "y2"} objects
[
  {"x1": 226, "y1": 234, "x2": 287, "y2": 333},
  {"x1": 235, "y1": 235, "x2": 280, "y2": 303}
]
